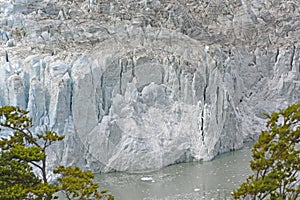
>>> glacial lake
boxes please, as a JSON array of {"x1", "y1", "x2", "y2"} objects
[{"x1": 94, "y1": 143, "x2": 253, "y2": 200}]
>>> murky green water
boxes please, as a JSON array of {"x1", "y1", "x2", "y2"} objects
[{"x1": 94, "y1": 143, "x2": 253, "y2": 200}]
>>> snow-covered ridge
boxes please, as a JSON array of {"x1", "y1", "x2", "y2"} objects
[{"x1": 0, "y1": 0, "x2": 299, "y2": 172}]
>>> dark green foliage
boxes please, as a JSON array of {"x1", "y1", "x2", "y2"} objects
[
  {"x1": 54, "y1": 166, "x2": 114, "y2": 200},
  {"x1": 233, "y1": 102, "x2": 300, "y2": 200},
  {"x1": 0, "y1": 106, "x2": 57, "y2": 199},
  {"x1": 0, "y1": 106, "x2": 113, "y2": 199}
]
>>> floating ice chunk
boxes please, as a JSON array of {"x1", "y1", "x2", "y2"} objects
[{"x1": 141, "y1": 176, "x2": 154, "y2": 182}]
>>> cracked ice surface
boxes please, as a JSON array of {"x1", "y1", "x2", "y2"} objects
[{"x1": 0, "y1": 0, "x2": 299, "y2": 172}]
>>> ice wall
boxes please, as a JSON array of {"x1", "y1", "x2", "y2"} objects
[{"x1": 0, "y1": 0, "x2": 299, "y2": 172}]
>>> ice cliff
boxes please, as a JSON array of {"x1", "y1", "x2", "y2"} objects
[{"x1": 0, "y1": 0, "x2": 299, "y2": 172}]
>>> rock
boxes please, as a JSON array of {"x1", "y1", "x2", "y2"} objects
[{"x1": 0, "y1": 0, "x2": 299, "y2": 173}]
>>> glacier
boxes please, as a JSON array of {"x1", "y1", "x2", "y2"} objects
[{"x1": 0, "y1": 0, "x2": 299, "y2": 173}]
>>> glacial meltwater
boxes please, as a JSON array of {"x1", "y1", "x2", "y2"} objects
[{"x1": 94, "y1": 143, "x2": 253, "y2": 200}]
